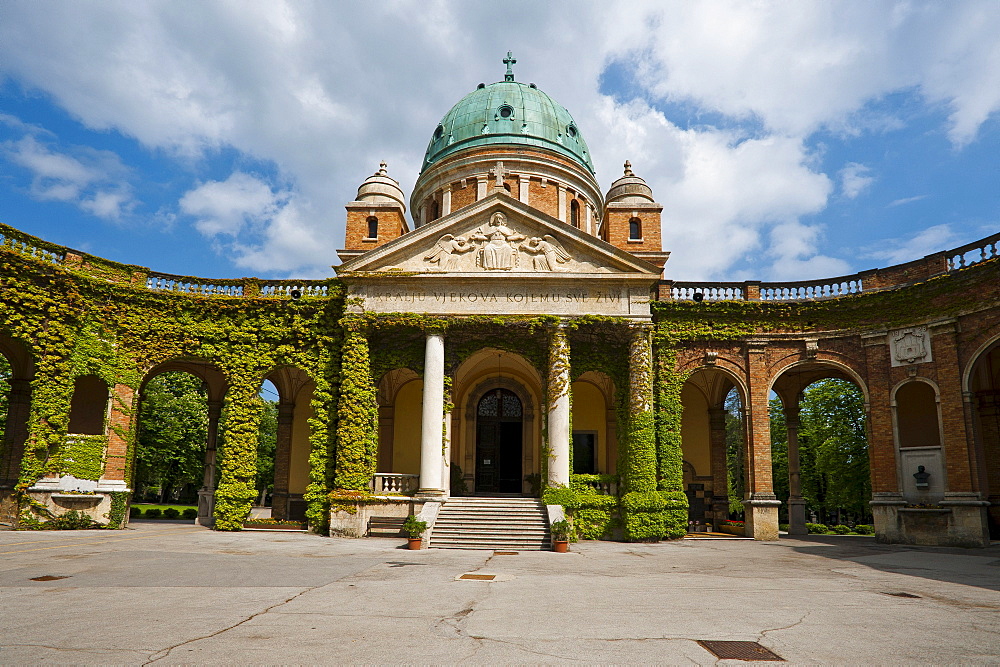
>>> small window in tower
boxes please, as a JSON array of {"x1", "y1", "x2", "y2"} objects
[
  {"x1": 629, "y1": 217, "x2": 642, "y2": 240},
  {"x1": 366, "y1": 216, "x2": 378, "y2": 239},
  {"x1": 434, "y1": 124, "x2": 444, "y2": 140},
  {"x1": 567, "y1": 124, "x2": 578, "y2": 138},
  {"x1": 497, "y1": 104, "x2": 514, "y2": 120},
  {"x1": 570, "y1": 199, "x2": 580, "y2": 228}
]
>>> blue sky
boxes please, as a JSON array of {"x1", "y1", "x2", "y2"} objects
[{"x1": 0, "y1": 1, "x2": 997, "y2": 281}]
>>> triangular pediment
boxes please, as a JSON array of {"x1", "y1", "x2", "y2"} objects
[{"x1": 337, "y1": 194, "x2": 659, "y2": 276}]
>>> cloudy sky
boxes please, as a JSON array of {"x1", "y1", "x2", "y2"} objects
[{"x1": 0, "y1": 1, "x2": 997, "y2": 281}]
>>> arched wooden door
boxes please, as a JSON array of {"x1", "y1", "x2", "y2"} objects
[{"x1": 475, "y1": 388, "x2": 523, "y2": 494}]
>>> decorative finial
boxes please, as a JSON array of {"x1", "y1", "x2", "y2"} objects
[
  {"x1": 378, "y1": 161, "x2": 387, "y2": 176},
  {"x1": 503, "y1": 50, "x2": 517, "y2": 82},
  {"x1": 623, "y1": 160, "x2": 633, "y2": 177}
]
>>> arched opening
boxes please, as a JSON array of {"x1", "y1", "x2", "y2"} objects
[
  {"x1": 893, "y1": 379, "x2": 944, "y2": 506},
  {"x1": 772, "y1": 378, "x2": 871, "y2": 529},
  {"x1": 629, "y1": 217, "x2": 642, "y2": 240},
  {"x1": 68, "y1": 375, "x2": 109, "y2": 435},
  {"x1": 135, "y1": 371, "x2": 209, "y2": 507},
  {"x1": 968, "y1": 339, "x2": 1000, "y2": 537},
  {"x1": 0, "y1": 335, "x2": 35, "y2": 505},
  {"x1": 374, "y1": 368, "x2": 421, "y2": 494},
  {"x1": 135, "y1": 360, "x2": 226, "y2": 524},
  {"x1": 475, "y1": 387, "x2": 523, "y2": 494},
  {"x1": 366, "y1": 216, "x2": 378, "y2": 239},
  {"x1": 263, "y1": 366, "x2": 315, "y2": 521},
  {"x1": 431, "y1": 199, "x2": 440, "y2": 221},
  {"x1": 570, "y1": 199, "x2": 580, "y2": 228},
  {"x1": 680, "y1": 367, "x2": 746, "y2": 530}
]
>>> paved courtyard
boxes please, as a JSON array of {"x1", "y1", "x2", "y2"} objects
[{"x1": 1, "y1": 522, "x2": 998, "y2": 665}]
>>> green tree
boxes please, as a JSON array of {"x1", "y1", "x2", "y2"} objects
[
  {"x1": 136, "y1": 372, "x2": 208, "y2": 502},
  {"x1": 799, "y1": 379, "x2": 871, "y2": 522},
  {"x1": 725, "y1": 388, "x2": 744, "y2": 516},
  {"x1": 255, "y1": 399, "x2": 278, "y2": 502},
  {"x1": 769, "y1": 396, "x2": 789, "y2": 521},
  {"x1": 0, "y1": 355, "x2": 10, "y2": 440}
]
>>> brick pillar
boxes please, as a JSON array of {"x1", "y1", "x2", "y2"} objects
[
  {"x1": 270, "y1": 402, "x2": 295, "y2": 520},
  {"x1": 743, "y1": 342, "x2": 779, "y2": 540},
  {"x1": 784, "y1": 398, "x2": 807, "y2": 535},
  {"x1": 197, "y1": 401, "x2": 222, "y2": 526},
  {"x1": 101, "y1": 383, "x2": 136, "y2": 483},
  {"x1": 0, "y1": 379, "x2": 31, "y2": 485},
  {"x1": 708, "y1": 407, "x2": 729, "y2": 530},
  {"x1": 862, "y1": 332, "x2": 905, "y2": 539},
  {"x1": 931, "y1": 324, "x2": 976, "y2": 495}
]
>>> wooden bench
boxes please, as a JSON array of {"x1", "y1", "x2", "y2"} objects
[{"x1": 367, "y1": 516, "x2": 406, "y2": 537}]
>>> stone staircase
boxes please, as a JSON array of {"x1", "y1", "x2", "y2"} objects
[{"x1": 429, "y1": 497, "x2": 551, "y2": 551}]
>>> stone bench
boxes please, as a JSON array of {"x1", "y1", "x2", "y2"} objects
[{"x1": 367, "y1": 516, "x2": 406, "y2": 537}]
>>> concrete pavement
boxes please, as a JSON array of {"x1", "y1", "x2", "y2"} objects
[{"x1": 1, "y1": 523, "x2": 998, "y2": 664}]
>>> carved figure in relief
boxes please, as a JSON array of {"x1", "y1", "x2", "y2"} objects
[
  {"x1": 522, "y1": 235, "x2": 571, "y2": 271},
  {"x1": 471, "y1": 211, "x2": 524, "y2": 270},
  {"x1": 894, "y1": 328, "x2": 928, "y2": 364},
  {"x1": 424, "y1": 234, "x2": 475, "y2": 270}
]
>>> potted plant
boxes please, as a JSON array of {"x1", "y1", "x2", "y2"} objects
[
  {"x1": 550, "y1": 519, "x2": 571, "y2": 553},
  {"x1": 403, "y1": 514, "x2": 427, "y2": 550}
]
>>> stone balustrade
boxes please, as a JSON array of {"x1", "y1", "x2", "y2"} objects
[
  {"x1": 947, "y1": 231, "x2": 1000, "y2": 271},
  {"x1": 258, "y1": 281, "x2": 330, "y2": 298},
  {"x1": 371, "y1": 473, "x2": 419, "y2": 494},
  {"x1": 758, "y1": 276, "x2": 863, "y2": 301},
  {"x1": 146, "y1": 272, "x2": 245, "y2": 296}
]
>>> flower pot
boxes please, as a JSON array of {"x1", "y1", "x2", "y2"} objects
[
  {"x1": 553, "y1": 540, "x2": 569, "y2": 553},
  {"x1": 407, "y1": 537, "x2": 422, "y2": 550}
]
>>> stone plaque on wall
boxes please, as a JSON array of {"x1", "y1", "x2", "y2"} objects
[{"x1": 889, "y1": 326, "x2": 932, "y2": 367}]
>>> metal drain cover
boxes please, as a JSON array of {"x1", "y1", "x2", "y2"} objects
[
  {"x1": 459, "y1": 573, "x2": 496, "y2": 581},
  {"x1": 31, "y1": 575, "x2": 69, "y2": 581},
  {"x1": 698, "y1": 640, "x2": 784, "y2": 661},
  {"x1": 882, "y1": 591, "x2": 921, "y2": 598}
]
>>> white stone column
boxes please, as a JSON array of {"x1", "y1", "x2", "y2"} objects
[
  {"x1": 417, "y1": 332, "x2": 446, "y2": 498},
  {"x1": 519, "y1": 175, "x2": 530, "y2": 205},
  {"x1": 557, "y1": 184, "x2": 567, "y2": 222},
  {"x1": 547, "y1": 324, "x2": 571, "y2": 487},
  {"x1": 585, "y1": 204, "x2": 593, "y2": 235},
  {"x1": 441, "y1": 187, "x2": 452, "y2": 216}
]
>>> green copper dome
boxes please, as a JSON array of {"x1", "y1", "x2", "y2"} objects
[{"x1": 421, "y1": 78, "x2": 595, "y2": 175}]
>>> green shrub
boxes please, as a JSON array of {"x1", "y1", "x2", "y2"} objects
[
  {"x1": 853, "y1": 524, "x2": 874, "y2": 535},
  {"x1": 542, "y1": 486, "x2": 581, "y2": 510},
  {"x1": 403, "y1": 515, "x2": 427, "y2": 538},
  {"x1": 163, "y1": 508, "x2": 181, "y2": 519},
  {"x1": 660, "y1": 490, "x2": 688, "y2": 539},
  {"x1": 129, "y1": 506, "x2": 142, "y2": 518},
  {"x1": 779, "y1": 523, "x2": 790, "y2": 532},
  {"x1": 44, "y1": 510, "x2": 98, "y2": 530},
  {"x1": 182, "y1": 508, "x2": 198, "y2": 520},
  {"x1": 831, "y1": 524, "x2": 852, "y2": 534},
  {"x1": 549, "y1": 519, "x2": 572, "y2": 541},
  {"x1": 806, "y1": 522, "x2": 829, "y2": 534},
  {"x1": 144, "y1": 508, "x2": 162, "y2": 519}
]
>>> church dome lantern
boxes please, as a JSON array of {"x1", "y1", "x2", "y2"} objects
[{"x1": 356, "y1": 161, "x2": 406, "y2": 211}]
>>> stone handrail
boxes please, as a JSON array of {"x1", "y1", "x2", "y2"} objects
[
  {"x1": 758, "y1": 276, "x2": 863, "y2": 301},
  {"x1": 371, "y1": 473, "x2": 419, "y2": 494},
  {"x1": 258, "y1": 281, "x2": 330, "y2": 298},
  {"x1": 946, "y1": 231, "x2": 1000, "y2": 271},
  {"x1": 146, "y1": 272, "x2": 245, "y2": 296},
  {"x1": 670, "y1": 283, "x2": 745, "y2": 301}
]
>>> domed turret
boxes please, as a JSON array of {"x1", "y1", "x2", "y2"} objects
[
  {"x1": 356, "y1": 161, "x2": 406, "y2": 211},
  {"x1": 605, "y1": 160, "x2": 654, "y2": 204}
]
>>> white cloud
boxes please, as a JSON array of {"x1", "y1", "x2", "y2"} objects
[
  {"x1": 864, "y1": 223, "x2": 956, "y2": 265},
  {"x1": 887, "y1": 195, "x2": 929, "y2": 208},
  {"x1": 179, "y1": 172, "x2": 287, "y2": 238},
  {"x1": 2, "y1": 135, "x2": 134, "y2": 220},
  {"x1": 839, "y1": 163, "x2": 874, "y2": 199}
]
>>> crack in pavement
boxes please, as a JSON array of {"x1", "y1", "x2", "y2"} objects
[
  {"x1": 758, "y1": 610, "x2": 811, "y2": 642},
  {"x1": 141, "y1": 586, "x2": 316, "y2": 664}
]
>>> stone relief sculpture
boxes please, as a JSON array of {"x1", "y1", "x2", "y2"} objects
[
  {"x1": 471, "y1": 212, "x2": 525, "y2": 270},
  {"x1": 522, "y1": 235, "x2": 571, "y2": 271},
  {"x1": 424, "y1": 234, "x2": 475, "y2": 270},
  {"x1": 891, "y1": 326, "x2": 931, "y2": 366},
  {"x1": 423, "y1": 211, "x2": 583, "y2": 272}
]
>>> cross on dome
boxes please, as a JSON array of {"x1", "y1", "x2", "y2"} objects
[{"x1": 503, "y1": 51, "x2": 517, "y2": 82}]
